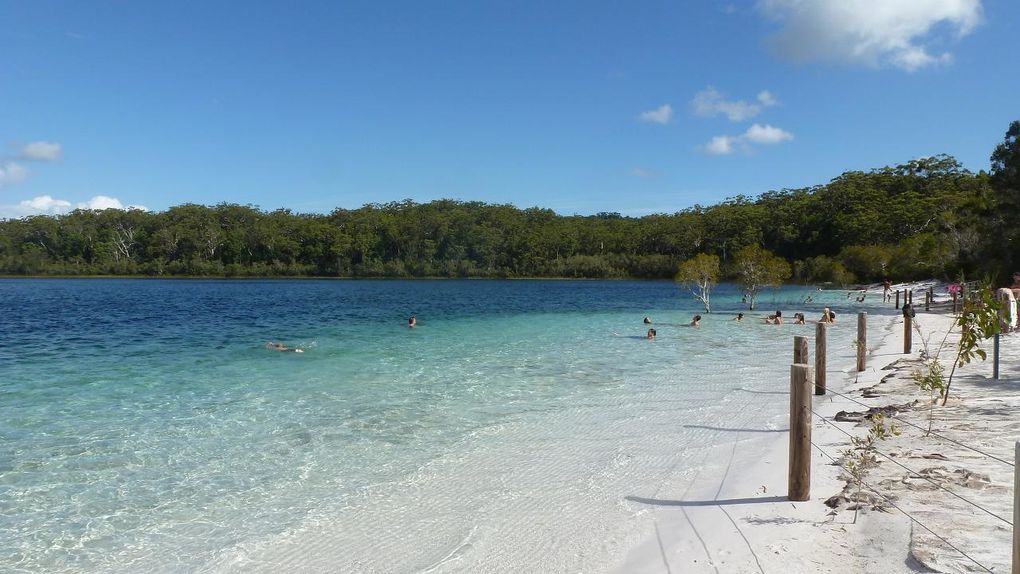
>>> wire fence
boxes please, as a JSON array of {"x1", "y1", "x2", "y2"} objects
[
  {"x1": 809, "y1": 437, "x2": 995, "y2": 573},
  {"x1": 822, "y1": 387, "x2": 1015, "y2": 468},
  {"x1": 811, "y1": 408, "x2": 1012, "y2": 527}
]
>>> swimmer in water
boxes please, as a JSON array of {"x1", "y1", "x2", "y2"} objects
[
  {"x1": 265, "y1": 341, "x2": 304, "y2": 353},
  {"x1": 408, "y1": 314, "x2": 417, "y2": 328},
  {"x1": 646, "y1": 328, "x2": 656, "y2": 340},
  {"x1": 734, "y1": 313, "x2": 744, "y2": 321},
  {"x1": 643, "y1": 316, "x2": 652, "y2": 324},
  {"x1": 690, "y1": 315, "x2": 702, "y2": 328}
]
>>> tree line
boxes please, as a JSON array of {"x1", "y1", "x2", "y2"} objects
[{"x1": 2, "y1": 121, "x2": 1018, "y2": 284}]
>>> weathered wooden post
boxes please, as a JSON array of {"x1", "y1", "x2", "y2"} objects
[
  {"x1": 925, "y1": 289, "x2": 931, "y2": 312},
  {"x1": 895, "y1": 290, "x2": 901, "y2": 309},
  {"x1": 794, "y1": 335, "x2": 809, "y2": 364},
  {"x1": 903, "y1": 304, "x2": 914, "y2": 354},
  {"x1": 789, "y1": 363, "x2": 812, "y2": 501},
  {"x1": 953, "y1": 291, "x2": 959, "y2": 314},
  {"x1": 815, "y1": 323, "x2": 827, "y2": 395},
  {"x1": 856, "y1": 312, "x2": 867, "y2": 372},
  {"x1": 908, "y1": 289, "x2": 913, "y2": 305},
  {"x1": 1014, "y1": 442, "x2": 1019, "y2": 574},
  {"x1": 994, "y1": 333, "x2": 1001, "y2": 380}
]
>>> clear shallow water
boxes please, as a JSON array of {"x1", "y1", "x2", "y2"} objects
[{"x1": 0, "y1": 279, "x2": 897, "y2": 573}]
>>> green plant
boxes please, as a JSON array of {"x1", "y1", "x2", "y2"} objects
[
  {"x1": 910, "y1": 283, "x2": 1002, "y2": 409},
  {"x1": 911, "y1": 324, "x2": 945, "y2": 435},
  {"x1": 841, "y1": 413, "x2": 900, "y2": 523}
]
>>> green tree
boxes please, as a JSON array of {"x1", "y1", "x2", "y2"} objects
[
  {"x1": 732, "y1": 245, "x2": 791, "y2": 310},
  {"x1": 675, "y1": 253, "x2": 720, "y2": 312},
  {"x1": 990, "y1": 120, "x2": 1020, "y2": 279}
]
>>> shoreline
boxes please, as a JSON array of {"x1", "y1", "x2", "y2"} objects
[{"x1": 612, "y1": 284, "x2": 1015, "y2": 573}]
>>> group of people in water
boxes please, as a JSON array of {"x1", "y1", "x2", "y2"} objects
[{"x1": 641, "y1": 307, "x2": 837, "y2": 340}]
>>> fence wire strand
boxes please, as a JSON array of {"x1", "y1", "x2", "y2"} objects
[
  {"x1": 810, "y1": 439, "x2": 995, "y2": 574},
  {"x1": 812, "y1": 410, "x2": 1013, "y2": 527},
  {"x1": 822, "y1": 387, "x2": 1015, "y2": 468}
]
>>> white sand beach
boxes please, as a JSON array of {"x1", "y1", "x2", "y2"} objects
[{"x1": 614, "y1": 284, "x2": 1017, "y2": 573}]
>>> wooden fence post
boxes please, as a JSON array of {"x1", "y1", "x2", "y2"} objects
[
  {"x1": 1013, "y1": 442, "x2": 1019, "y2": 574},
  {"x1": 904, "y1": 315, "x2": 913, "y2": 354},
  {"x1": 856, "y1": 312, "x2": 867, "y2": 372},
  {"x1": 953, "y1": 291, "x2": 959, "y2": 314},
  {"x1": 789, "y1": 363, "x2": 812, "y2": 501},
  {"x1": 896, "y1": 290, "x2": 901, "y2": 309},
  {"x1": 794, "y1": 335, "x2": 809, "y2": 364},
  {"x1": 815, "y1": 323, "x2": 827, "y2": 395},
  {"x1": 925, "y1": 289, "x2": 931, "y2": 312},
  {"x1": 995, "y1": 333, "x2": 1001, "y2": 380}
]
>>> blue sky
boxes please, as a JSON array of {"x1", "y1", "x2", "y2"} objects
[{"x1": 1, "y1": 0, "x2": 1017, "y2": 218}]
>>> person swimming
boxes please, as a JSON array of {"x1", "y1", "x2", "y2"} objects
[
  {"x1": 643, "y1": 316, "x2": 652, "y2": 324},
  {"x1": 766, "y1": 310, "x2": 783, "y2": 325},
  {"x1": 794, "y1": 312, "x2": 806, "y2": 325},
  {"x1": 265, "y1": 341, "x2": 304, "y2": 353},
  {"x1": 690, "y1": 315, "x2": 702, "y2": 328},
  {"x1": 734, "y1": 313, "x2": 744, "y2": 322},
  {"x1": 646, "y1": 328, "x2": 656, "y2": 340},
  {"x1": 408, "y1": 314, "x2": 417, "y2": 328},
  {"x1": 820, "y1": 308, "x2": 833, "y2": 324}
]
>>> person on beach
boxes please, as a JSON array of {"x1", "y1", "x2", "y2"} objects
[
  {"x1": 408, "y1": 314, "x2": 417, "y2": 328},
  {"x1": 265, "y1": 341, "x2": 304, "y2": 353},
  {"x1": 734, "y1": 313, "x2": 744, "y2": 322},
  {"x1": 820, "y1": 308, "x2": 833, "y2": 324},
  {"x1": 690, "y1": 315, "x2": 701, "y2": 328},
  {"x1": 643, "y1": 316, "x2": 652, "y2": 324},
  {"x1": 646, "y1": 328, "x2": 656, "y2": 340},
  {"x1": 883, "y1": 278, "x2": 892, "y2": 302}
]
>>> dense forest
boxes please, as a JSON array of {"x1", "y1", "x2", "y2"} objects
[{"x1": 2, "y1": 122, "x2": 1018, "y2": 284}]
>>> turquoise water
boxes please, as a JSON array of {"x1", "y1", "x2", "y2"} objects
[{"x1": 0, "y1": 279, "x2": 895, "y2": 572}]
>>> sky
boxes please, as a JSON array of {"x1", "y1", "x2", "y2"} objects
[{"x1": 1, "y1": 0, "x2": 1018, "y2": 218}]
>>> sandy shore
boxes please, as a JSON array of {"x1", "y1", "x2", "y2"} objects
[{"x1": 614, "y1": 285, "x2": 1016, "y2": 573}]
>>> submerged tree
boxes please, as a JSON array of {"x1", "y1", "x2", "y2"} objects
[
  {"x1": 675, "y1": 253, "x2": 720, "y2": 313},
  {"x1": 732, "y1": 245, "x2": 791, "y2": 310}
]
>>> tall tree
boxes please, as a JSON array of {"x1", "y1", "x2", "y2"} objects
[
  {"x1": 675, "y1": 253, "x2": 720, "y2": 312},
  {"x1": 732, "y1": 245, "x2": 792, "y2": 310},
  {"x1": 990, "y1": 120, "x2": 1020, "y2": 278}
]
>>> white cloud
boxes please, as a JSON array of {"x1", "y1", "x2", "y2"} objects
[
  {"x1": 705, "y1": 136, "x2": 737, "y2": 155},
  {"x1": 77, "y1": 195, "x2": 148, "y2": 211},
  {"x1": 759, "y1": 0, "x2": 982, "y2": 71},
  {"x1": 21, "y1": 141, "x2": 63, "y2": 162},
  {"x1": 692, "y1": 87, "x2": 778, "y2": 122},
  {"x1": 703, "y1": 123, "x2": 794, "y2": 155},
  {"x1": 21, "y1": 197, "x2": 72, "y2": 216},
  {"x1": 638, "y1": 104, "x2": 674, "y2": 124},
  {"x1": 743, "y1": 123, "x2": 794, "y2": 144},
  {"x1": 0, "y1": 194, "x2": 148, "y2": 219},
  {"x1": 757, "y1": 90, "x2": 778, "y2": 107},
  {"x1": 0, "y1": 162, "x2": 30, "y2": 187}
]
